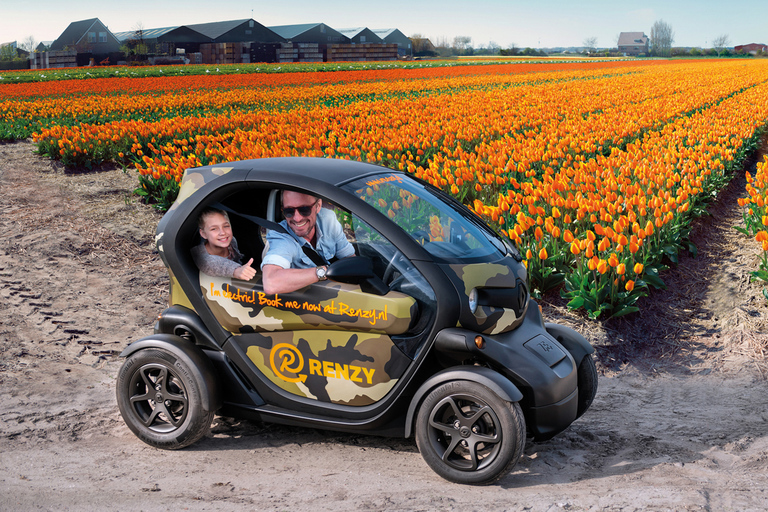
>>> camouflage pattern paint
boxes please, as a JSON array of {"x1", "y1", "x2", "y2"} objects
[
  {"x1": 169, "y1": 271, "x2": 195, "y2": 312},
  {"x1": 238, "y1": 329, "x2": 409, "y2": 406},
  {"x1": 444, "y1": 260, "x2": 530, "y2": 335},
  {"x1": 200, "y1": 272, "x2": 418, "y2": 335},
  {"x1": 169, "y1": 166, "x2": 234, "y2": 211}
]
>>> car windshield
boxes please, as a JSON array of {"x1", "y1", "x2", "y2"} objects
[{"x1": 342, "y1": 173, "x2": 507, "y2": 263}]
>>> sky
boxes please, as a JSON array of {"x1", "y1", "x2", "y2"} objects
[{"x1": 1, "y1": 0, "x2": 766, "y2": 50}]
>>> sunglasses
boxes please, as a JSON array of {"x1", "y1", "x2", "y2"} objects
[{"x1": 282, "y1": 199, "x2": 318, "y2": 219}]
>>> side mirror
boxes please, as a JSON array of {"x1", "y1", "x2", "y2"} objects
[{"x1": 326, "y1": 256, "x2": 388, "y2": 295}]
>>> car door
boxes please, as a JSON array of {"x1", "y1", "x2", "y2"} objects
[{"x1": 200, "y1": 195, "x2": 436, "y2": 407}]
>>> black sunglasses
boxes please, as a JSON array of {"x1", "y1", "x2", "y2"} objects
[{"x1": 282, "y1": 199, "x2": 318, "y2": 219}]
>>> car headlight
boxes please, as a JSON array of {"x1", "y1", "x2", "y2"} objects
[{"x1": 468, "y1": 288, "x2": 478, "y2": 314}]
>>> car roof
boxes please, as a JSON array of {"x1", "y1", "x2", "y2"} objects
[
  {"x1": 169, "y1": 157, "x2": 405, "y2": 213},
  {"x1": 203, "y1": 157, "x2": 395, "y2": 186}
]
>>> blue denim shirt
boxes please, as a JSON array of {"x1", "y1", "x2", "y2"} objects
[{"x1": 260, "y1": 207, "x2": 355, "y2": 269}]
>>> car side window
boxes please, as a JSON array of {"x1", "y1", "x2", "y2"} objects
[{"x1": 348, "y1": 211, "x2": 436, "y2": 309}]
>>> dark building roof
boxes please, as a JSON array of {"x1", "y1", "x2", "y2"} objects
[
  {"x1": 186, "y1": 19, "x2": 251, "y2": 39},
  {"x1": 336, "y1": 27, "x2": 384, "y2": 44},
  {"x1": 50, "y1": 18, "x2": 122, "y2": 53},
  {"x1": 269, "y1": 23, "x2": 350, "y2": 44},
  {"x1": 113, "y1": 19, "x2": 284, "y2": 45},
  {"x1": 114, "y1": 26, "x2": 180, "y2": 42},
  {"x1": 114, "y1": 26, "x2": 212, "y2": 45},
  {"x1": 185, "y1": 19, "x2": 284, "y2": 43}
]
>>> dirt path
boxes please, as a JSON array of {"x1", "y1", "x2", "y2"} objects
[{"x1": 1, "y1": 140, "x2": 768, "y2": 511}]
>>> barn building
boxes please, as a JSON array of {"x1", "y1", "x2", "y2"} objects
[
  {"x1": 734, "y1": 43, "x2": 767, "y2": 55},
  {"x1": 371, "y1": 28, "x2": 412, "y2": 58},
  {"x1": 50, "y1": 19, "x2": 121, "y2": 54},
  {"x1": 48, "y1": 18, "x2": 122, "y2": 65},
  {"x1": 617, "y1": 32, "x2": 649, "y2": 56}
]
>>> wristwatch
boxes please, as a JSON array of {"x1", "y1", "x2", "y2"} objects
[{"x1": 316, "y1": 266, "x2": 328, "y2": 281}]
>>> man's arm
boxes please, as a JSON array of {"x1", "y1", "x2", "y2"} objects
[{"x1": 262, "y1": 264, "x2": 324, "y2": 296}]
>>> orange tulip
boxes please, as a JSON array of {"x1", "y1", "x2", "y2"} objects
[{"x1": 570, "y1": 241, "x2": 580, "y2": 255}]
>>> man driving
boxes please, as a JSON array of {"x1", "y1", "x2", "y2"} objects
[{"x1": 261, "y1": 190, "x2": 355, "y2": 295}]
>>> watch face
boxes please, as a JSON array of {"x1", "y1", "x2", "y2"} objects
[{"x1": 317, "y1": 266, "x2": 326, "y2": 279}]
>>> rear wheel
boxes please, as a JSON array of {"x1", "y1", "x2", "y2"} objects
[
  {"x1": 415, "y1": 381, "x2": 525, "y2": 485},
  {"x1": 116, "y1": 348, "x2": 214, "y2": 449}
]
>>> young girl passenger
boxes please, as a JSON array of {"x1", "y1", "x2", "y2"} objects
[{"x1": 191, "y1": 207, "x2": 256, "y2": 281}]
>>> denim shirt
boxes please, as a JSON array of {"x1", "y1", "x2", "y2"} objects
[{"x1": 260, "y1": 207, "x2": 355, "y2": 270}]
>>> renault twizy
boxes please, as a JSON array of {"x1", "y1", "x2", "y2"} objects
[{"x1": 116, "y1": 157, "x2": 597, "y2": 484}]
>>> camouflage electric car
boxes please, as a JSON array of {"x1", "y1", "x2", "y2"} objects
[{"x1": 116, "y1": 157, "x2": 597, "y2": 485}]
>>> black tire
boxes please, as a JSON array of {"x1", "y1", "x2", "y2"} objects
[
  {"x1": 576, "y1": 353, "x2": 598, "y2": 419},
  {"x1": 116, "y1": 348, "x2": 214, "y2": 449},
  {"x1": 415, "y1": 381, "x2": 526, "y2": 485}
]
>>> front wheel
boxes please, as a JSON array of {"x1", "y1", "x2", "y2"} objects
[
  {"x1": 415, "y1": 381, "x2": 526, "y2": 485},
  {"x1": 116, "y1": 348, "x2": 214, "y2": 449},
  {"x1": 576, "y1": 353, "x2": 598, "y2": 419}
]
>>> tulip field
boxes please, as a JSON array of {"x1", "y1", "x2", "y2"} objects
[{"x1": 3, "y1": 58, "x2": 768, "y2": 318}]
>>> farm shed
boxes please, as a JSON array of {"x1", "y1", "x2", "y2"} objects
[
  {"x1": 50, "y1": 18, "x2": 122, "y2": 54},
  {"x1": 617, "y1": 32, "x2": 649, "y2": 56},
  {"x1": 336, "y1": 27, "x2": 384, "y2": 44},
  {"x1": 191, "y1": 19, "x2": 286, "y2": 64},
  {"x1": 734, "y1": 43, "x2": 767, "y2": 55},
  {"x1": 370, "y1": 28, "x2": 412, "y2": 58}
]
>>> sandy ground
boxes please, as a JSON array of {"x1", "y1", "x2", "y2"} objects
[{"x1": 1, "y1": 139, "x2": 768, "y2": 511}]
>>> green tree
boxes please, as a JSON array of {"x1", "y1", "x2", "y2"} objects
[{"x1": 0, "y1": 44, "x2": 16, "y2": 61}]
